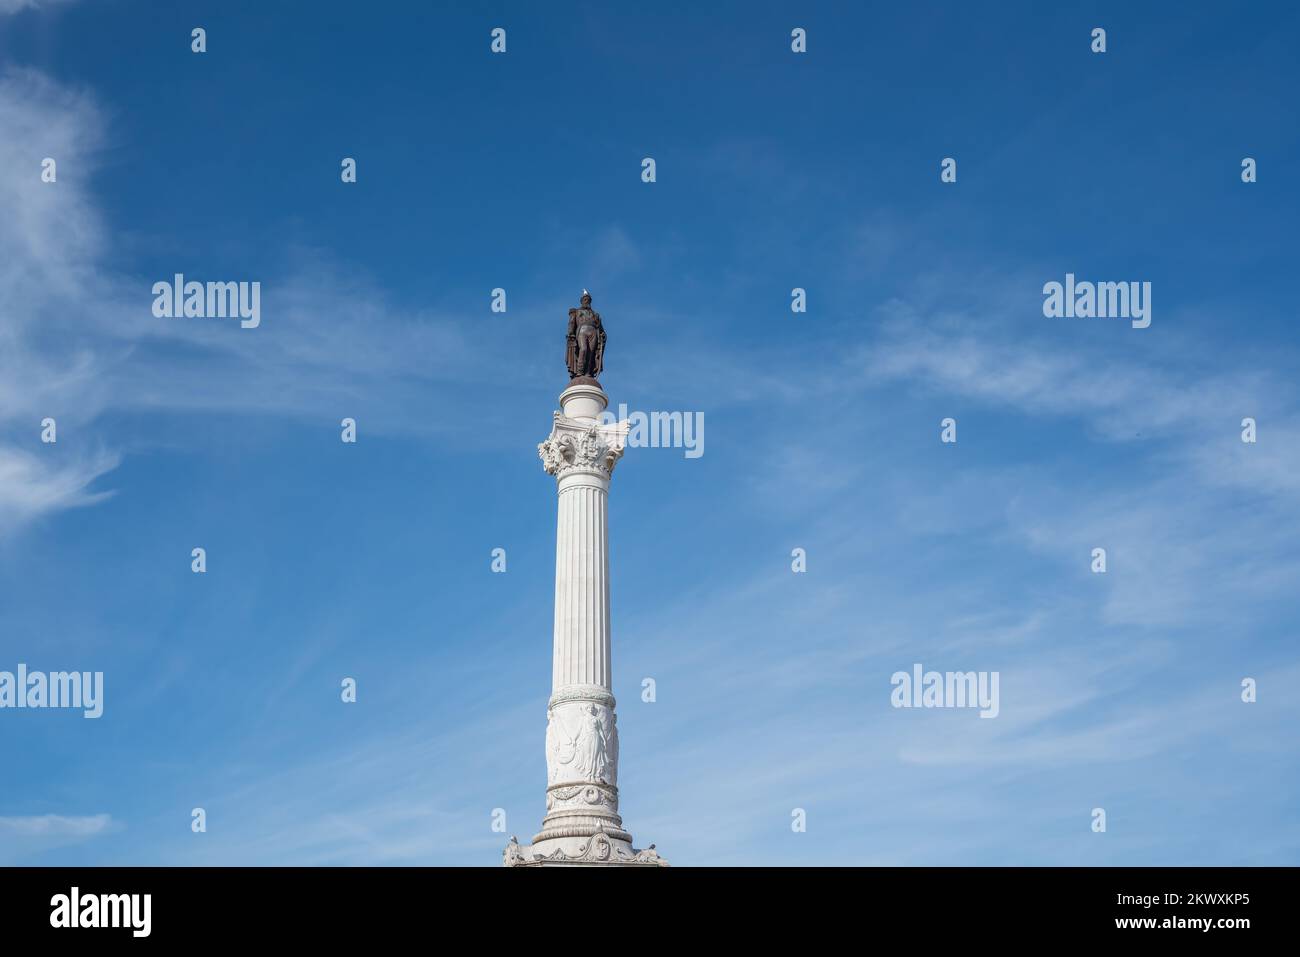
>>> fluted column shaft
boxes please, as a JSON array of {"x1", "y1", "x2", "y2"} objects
[{"x1": 553, "y1": 472, "x2": 611, "y2": 690}]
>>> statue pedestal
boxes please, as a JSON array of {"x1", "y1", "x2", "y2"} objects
[
  {"x1": 505, "y1": 832, "x2": 667, "y2": 867},
  {"x1": 503, "y1": 381, "x2": 668, "y2": 867}
]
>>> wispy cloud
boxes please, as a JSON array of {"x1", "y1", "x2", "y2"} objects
[
  {"x1": 0, "y1": 812, "x2": 113, "y2": 836},
  {"x1": 858, "y1": 291, "x2": 1300, "y2": 496},
  {"x1": 0, "y1": 69, "x2": 507, "y2": 535},
  {"x1": 0, "y1": 444, "x2": 119, "y2": 534},
  {"x1": 0, "y1": 813, "x2": 115, "y2": 863}
]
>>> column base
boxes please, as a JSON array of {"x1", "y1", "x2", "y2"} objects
[{"x1": 503, "y1": 830, "x2": 668, "y2": 867}]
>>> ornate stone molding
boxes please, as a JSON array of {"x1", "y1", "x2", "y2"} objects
[
  {"x1": 531, "y1": 821, "x2": 633, "y2": 844},
  {"x1": 546, "y1": 783, "x2": 618, "y2": 811},
  {"x1": 503, "y1": 829, "x2": 668, "y2": 867},
  {"x1": 538, "y1": 420, "x2": 625, "y2": 479},
  {"x1": 548, "y1": 684, "x2": 616, "y2": 710},
  {"x1": 540, "y1": 831, "x2": 637, "y2": 864}
]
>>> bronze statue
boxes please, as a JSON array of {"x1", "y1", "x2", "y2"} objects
[{"x1": 566, "y1": 290, "x2": 605, "y2": 380}]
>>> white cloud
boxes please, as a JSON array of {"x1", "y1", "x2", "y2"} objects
[
  {"x1": 838, "y1": 289, "x2": 1300, "y2": 627},
  {"x1": 0, "y1": 812, "x2": 112, "y2": 836},
  {"x1": 859, "y1": 296, "x2": 1300, "y2": 496},
  {"x1": 0, "y1": 69, "x2": 493, "y2": 535},
  {"x1": 0, "y1": 812, "x2": 115, "y2": 863},
  {"x1": 0, "y1": 445, "x2": 119, "y2": 534}
]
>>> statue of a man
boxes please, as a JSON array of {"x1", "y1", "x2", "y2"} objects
[{"x1": 566, "y1": 290, "x2": 605, "y2": 380}]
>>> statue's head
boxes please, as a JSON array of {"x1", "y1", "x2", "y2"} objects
[{"x1": 580, "y1": 290, "x2": 592, "y2": 307}]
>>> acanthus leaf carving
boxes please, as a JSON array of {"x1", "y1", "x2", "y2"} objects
[{"x1": 539, "y1": 422, "x2": 624, "y2": 478}]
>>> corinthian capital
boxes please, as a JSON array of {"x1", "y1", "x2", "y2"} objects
[{"x1": 538, "y1": 420, "x2": 626, "y2": 478}]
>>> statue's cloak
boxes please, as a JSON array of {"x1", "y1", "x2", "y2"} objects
[{"x1": 591, "y1": 319, "x2": 605, "y2": 376}]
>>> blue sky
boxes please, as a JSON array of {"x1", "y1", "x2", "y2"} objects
[{"x1": 1, "y1": 0, "x2": 1297, "y2": 865}]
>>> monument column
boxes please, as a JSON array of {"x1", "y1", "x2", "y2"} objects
[{"x1": 503, "y1": 293, "x2": 666, "y2": 867}]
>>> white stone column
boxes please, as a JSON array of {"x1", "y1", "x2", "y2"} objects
[
  {"x1": 503, "y1": 381, "x2": 667, "y2": 866},
  {"x1": 551, "y1": 471, "x2": 612, "y2": 690}
]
